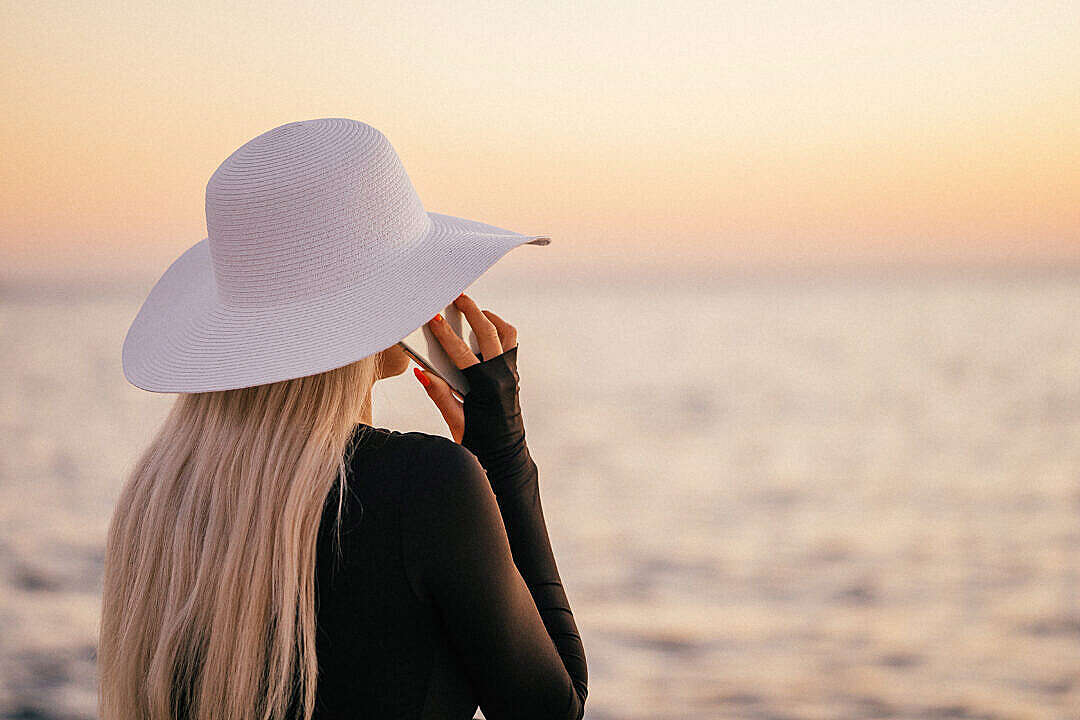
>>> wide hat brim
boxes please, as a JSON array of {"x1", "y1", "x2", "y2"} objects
[{"x1": 122, "y1": 212, "x2": 550, "y2": 393}]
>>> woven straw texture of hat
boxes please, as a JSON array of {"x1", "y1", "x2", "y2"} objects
[{"x1": 122, "y1": 118, "x2": 549, "y2": 393}]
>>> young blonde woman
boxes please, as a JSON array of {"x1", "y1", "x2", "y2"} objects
[{"x1": 101, "y1": 119, "x2": 587, "y2": 720}]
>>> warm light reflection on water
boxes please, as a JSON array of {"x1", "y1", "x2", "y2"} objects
[{"x1": 2, "y1": 270, "x2": 1079, "y2": 718}]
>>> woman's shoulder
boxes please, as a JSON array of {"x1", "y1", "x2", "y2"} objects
[
  {"x1": 331, "y1": 428, "x2": 488, "y2": 539},
  {"x1": 397, "y1": 431, "x2": 487, "y2": 486},
  {"x1": 347, "y1": 425, "x2": 487, "y2": 491},
  {"x1": 383, "y1": 430, "x2": 493, "y2": 507},
  {"x1": 346, "y1": 424, "x2": 444, "y2": 462}
]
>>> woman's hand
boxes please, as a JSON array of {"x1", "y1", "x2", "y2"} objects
[{"x1": 414, "y1": 293, "x2": 518, "y2": 443}]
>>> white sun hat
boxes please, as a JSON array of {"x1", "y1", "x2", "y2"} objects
[{"x1": 121, "y1": 118, "x2": 550, "y2": 393}]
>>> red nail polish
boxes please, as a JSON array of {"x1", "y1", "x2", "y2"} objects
[
  {"x1": 413, "y1": 367, "x2": 431, "y2": 387},
  {"x1": 432, "y1": 313, "x2": 443, "y2": 323}
]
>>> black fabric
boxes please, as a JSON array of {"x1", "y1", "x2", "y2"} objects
[{"x1": 309, "y1": 345, "x2": 587, "y2": 720}]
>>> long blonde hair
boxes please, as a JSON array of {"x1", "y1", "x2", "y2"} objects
[{"x1": 99, "y1": 352, "x2": 382, "y2": 720}]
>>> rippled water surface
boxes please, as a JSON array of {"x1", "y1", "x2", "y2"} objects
[{"x1": 2, "y1": 271, "x2": 1079, "y2": 719}]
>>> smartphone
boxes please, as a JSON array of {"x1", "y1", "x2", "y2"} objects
[{"x1": 398, "y1": 301, "x2": 483, "y2": 398}]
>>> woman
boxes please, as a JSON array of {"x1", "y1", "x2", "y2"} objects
[{"x1": 100, "y1": 119, "x2": 587, "y2": 720}]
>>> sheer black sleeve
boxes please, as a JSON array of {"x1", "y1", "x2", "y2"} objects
[{"x1": 400, "y1": 345, "x2": 588, "y2": 720}]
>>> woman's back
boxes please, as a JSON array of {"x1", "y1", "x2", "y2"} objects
[
  {"x1": 311, "y1": 352, "x2": 586, "y2": 719},
  {"x1": 312, "y1": 427, "x2": 478, "y2": 718}
]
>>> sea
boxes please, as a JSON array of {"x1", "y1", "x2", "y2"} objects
[{"x1": 2, "y1": 268, "x2": 1079, "y2": 719}]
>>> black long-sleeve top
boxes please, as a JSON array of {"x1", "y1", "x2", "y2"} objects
[{"x1": 308, "y1": 345, "x2": 588, "y2": 719}]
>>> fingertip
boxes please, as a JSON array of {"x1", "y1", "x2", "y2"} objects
[{"x1": 413, "y1": 366, "x2": 431, "y2": 388}]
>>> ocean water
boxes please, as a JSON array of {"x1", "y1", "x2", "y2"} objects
[{"x1": 2, "y1": 270, "x2": 1079, "y2": 719}]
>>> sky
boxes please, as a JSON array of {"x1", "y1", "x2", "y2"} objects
[{"x1": 2, "y1": 0, "x2": 1078, "y2": 280}]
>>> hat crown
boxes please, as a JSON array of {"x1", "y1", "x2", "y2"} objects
[{"x1": 205, "y1": 118, "x2": 430, "y2": 307}]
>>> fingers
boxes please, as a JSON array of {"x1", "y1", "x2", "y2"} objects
[
  {"x1": 427, "y1": 313, "x2": 480, "y2": 370},
  {"x1": 452, "y1": 293, "x2": 502, "y2": 360},
  {"x1": 426, "y1": 293, "x2": 518, "y2": 367},
  {"x1": 413, "y1": 367, "x2": 465, "y2": 443},
  {"x1": 480, "y1": 309, "x2": 517, "y2": 351}
]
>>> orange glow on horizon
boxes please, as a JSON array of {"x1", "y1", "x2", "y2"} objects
[{"x1": 2, "y1": 1, "x2": 1078, "y2": 278}]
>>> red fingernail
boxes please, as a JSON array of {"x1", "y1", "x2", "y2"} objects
[
  {"x1": 413, "y1": 367, "x2": 431, "y2": 387},
  {"x1": 432, "y1": 313, "x2": 443, "y2": 323}
]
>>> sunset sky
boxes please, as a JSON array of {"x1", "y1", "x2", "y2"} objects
[{"x1": 2, "y1": 0, "x2": 1078, "y2": 280}]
